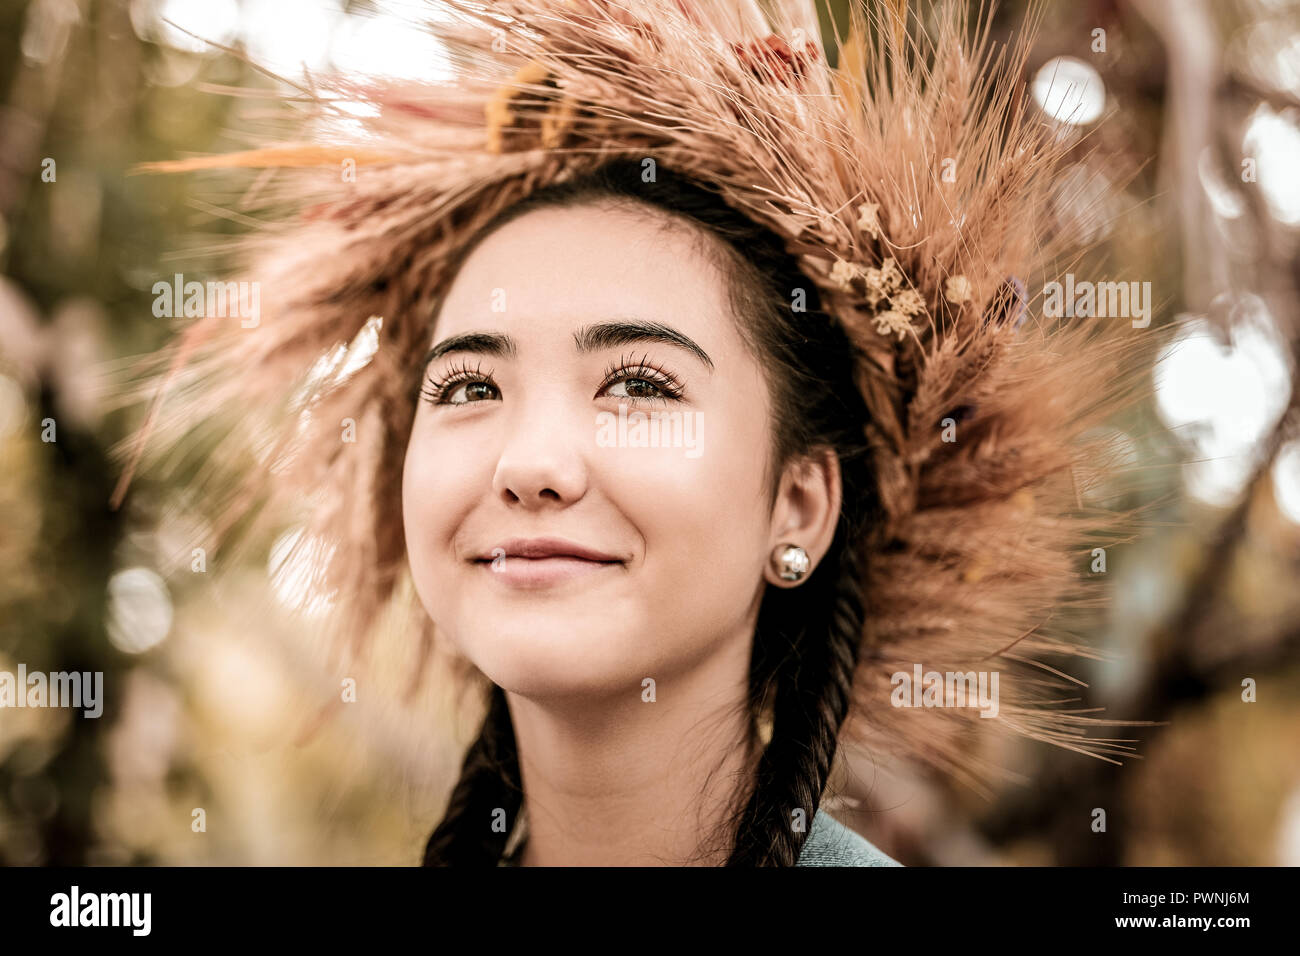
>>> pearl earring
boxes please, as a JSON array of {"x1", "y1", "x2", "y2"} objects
[{"x1": 772, "y1": 543, "x2": 811, "y2": 582}]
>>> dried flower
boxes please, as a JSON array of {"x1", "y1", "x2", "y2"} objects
[
  {"x1": 891, "y1": 288, "x2": 926, "y2": 317},
  {"x1": 944, "y1": 274, "x2": 972, "y2": 304},
  {"x1": 829, "y1": 257, "x2": 862, "y2": 290},
  {"x1": 863, "y1": 268, "x2": 886, "y2": 302},
  {"x1": 872, "y1": 309, "x2": 913, "y2": 341},
  {"x1": 864, "y1": 256, "x2": 903, "y2": 303},
  {"x1": 856, "y1": 202, "x2": 881, "y2": 239},
  {"x1": 878, "y1": 257, "x2": 903, "y2": 292}
]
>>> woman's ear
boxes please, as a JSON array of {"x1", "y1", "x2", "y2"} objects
[{"x1": 764, "y1": 446, "x2": 841, "y2": 588}]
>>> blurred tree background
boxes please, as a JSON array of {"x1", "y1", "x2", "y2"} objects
[{"x1": 1, "y1": 0, "x2": 1298, "y2": 865}]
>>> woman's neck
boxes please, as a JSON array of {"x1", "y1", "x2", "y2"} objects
[{"x1": 505, "y1": 634, "x2": 759, "y2": 866}]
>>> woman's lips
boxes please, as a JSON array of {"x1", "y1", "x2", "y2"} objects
[
  {"x1": 474, "y1": 554, "x2": 622, "y2": 588},
  {"x1": 471, "y1": 537, "x2": 625, "y2": 588}
]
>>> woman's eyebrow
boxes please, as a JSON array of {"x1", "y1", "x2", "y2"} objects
[
  {"x1": 423, "y1": 331, "x2": 517, "y2": 368},
  {"x1": 423, "y1": 322, "x2": 714, "y2": 371},
  {"x1": 573, "y1": 320, "x2": 714, "y2": 371}
]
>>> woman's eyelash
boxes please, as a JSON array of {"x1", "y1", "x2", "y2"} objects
[
  {"x1": 420, "y1": 360, "x2": 496, "y2": 405},
  {"x1": 598, "y1": 353, "x2": 685, "y2": 401},
  {"x1": 418, "y1": 354, "x2": 685, "y2": 406}
]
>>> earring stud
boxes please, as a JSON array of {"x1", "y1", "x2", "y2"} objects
[{"x1": 773, "y1": 543, "x2": 810, "y2": 582}]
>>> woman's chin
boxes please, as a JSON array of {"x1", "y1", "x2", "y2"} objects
[
  {"x1": 487, "y1": 663, "x2": 644, "y2": 704},
  {"x1": 456, "y1": 623, "x2": 652, "y2": 702}
]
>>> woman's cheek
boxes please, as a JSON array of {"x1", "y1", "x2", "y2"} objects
[
  {"x1": 604, "y1": 440, "x2": 764, "y2": 585},
  {"x1": 402, "y1": 433, "x2": 468, "y2": 586}
]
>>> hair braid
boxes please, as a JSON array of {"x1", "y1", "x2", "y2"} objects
[
  {"x1": 725, "y1": 525, "x2": 867, "y2": 865},
  {"x1": 421, "y1": 683, "x2": 523, "y2": 866}
]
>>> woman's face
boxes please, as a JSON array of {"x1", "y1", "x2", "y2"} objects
[{"x1": 401, "y1": 201, "x2": 787, "y2": 702}]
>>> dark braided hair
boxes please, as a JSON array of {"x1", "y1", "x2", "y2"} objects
[{"x1": 419, "y1": 159, "x2": 880, "y2": 866}]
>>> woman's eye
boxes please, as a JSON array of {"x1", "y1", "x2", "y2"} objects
[
  {"x1": 605, "y1": 377, "x2": 663, "y2": 400},
  {"x1": 421, "y1": 368, "x2": 499, "y2": 406},
  {"x1": 598, "y1": 357, "x2": 684, "y2": 403},
  {"x1": 444, "y1": 380, "x2": 499, "y2": 404}
]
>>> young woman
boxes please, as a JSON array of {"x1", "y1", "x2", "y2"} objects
[
  {"x1": 407, "y1": 160, "x2": 895, "y2": 865},
  {"x1": 118, "y1": 0, "x2": 1156, "y2": 866}
]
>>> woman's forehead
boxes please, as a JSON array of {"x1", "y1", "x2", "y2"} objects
[{"x1": 432, "y1": 203, "x2": 737, "y2": 349}]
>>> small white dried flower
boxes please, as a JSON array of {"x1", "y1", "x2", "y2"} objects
[
  {"x1": 877, "y1": 257, "x2": 903, "y2": 293},
  {"x1": 944, "y1": 275, "x2": 973, "y2": 304},
  {"x1": 829, "y1": 257, "x2": 862, "y2": 291},
  {"x1": 864, "y1": 257, "x2": 904, "y2": 303},
  {"x1": 863, "y1": 268, "x2": 886, "y2": 301},
  {"x1": 856, "y1": 202, "x2": 881, "y2": 239},
  {"x1": 891, "y1": 288, "x2": 926, "y2": 317},
  {"x1": 872, "y1": 309, "x2": 912, "y2": 341}
]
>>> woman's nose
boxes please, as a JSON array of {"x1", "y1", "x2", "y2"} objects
[{"x1": 490, "y1": 395, "x2": 590, "y2": 507}]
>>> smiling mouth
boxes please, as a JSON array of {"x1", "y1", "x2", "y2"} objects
[
  {"x1": 474, "y1": 555, "x2": 622, "y2": 589},
  {"x1": 473, "y1": 555, "x2": 621, "y2": 565},
  {"x1": 473, "y1": 554, "x2": 624, "y2": 567},
  {"x1": 472, "y1": 541, "x2": 624, "y2": 588}
]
